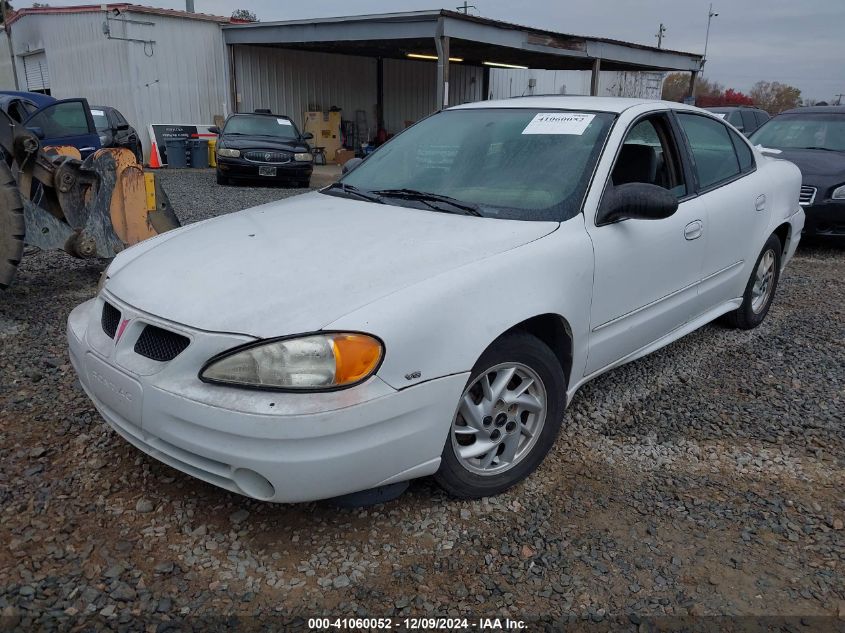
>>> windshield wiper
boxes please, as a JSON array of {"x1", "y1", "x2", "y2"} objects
[
  {"x1": 801, "y1": 146, "x2": 840, "y2": 152},
  {"x1": 371, "y1": 188, "x2": 483, "y2": 217},
  {"x1": 323, "y1": 182, "x2": 384, "y2": 204}
]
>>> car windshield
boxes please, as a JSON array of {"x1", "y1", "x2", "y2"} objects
[
  {"x1": 337, "y1": 108, "x2": 616, "y2": 222},
  {"x1": 750, "y1": 113, "x2": 845, "y2": 152},
  {"x1": 223, "y1": 115, "x2": 300, "y2": 139},
  {"x1": 90, "y1": 109, "x2": 110, "y2": 131}
]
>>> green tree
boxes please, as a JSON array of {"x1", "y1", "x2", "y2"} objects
[
  {"x1": 749, "y1": 81, "x2": 802, "y2": 115},
  {"x1": 231, "y1": 8, "x2": 258, "y2": 22},
  {"x1": 661, "y1": 72, "x2": 724, "y2": 103}
]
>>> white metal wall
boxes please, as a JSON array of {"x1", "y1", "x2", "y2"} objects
[
  {"x1": 233, "y1": 46, "x2": 484, "y2": 138},
  {"x1": 489, "y1": 69, "x2": 666, "y2": 100},
  {"x1": 233, "y1": 45, "x2": 378, "y2": 132},
  {"x1": 6, "y1": 11, "x2": 230, "y2": 159},
  {"x1": 382, "y1": 58, "x2": 482, "y2": 133}
]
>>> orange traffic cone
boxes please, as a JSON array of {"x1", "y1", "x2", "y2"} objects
[{"x1": 148, "y1": 142, "x2": 161, "y2": 169}]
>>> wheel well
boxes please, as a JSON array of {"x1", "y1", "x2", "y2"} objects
[
  {"x1": 773, "y1": 223, "x2": 790, "y2": 254},
  {"x1": 507, "y1": 314, "x2": 573, "y2": 388}
]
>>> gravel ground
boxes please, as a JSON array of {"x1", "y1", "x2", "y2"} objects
[{"x1": 1, "y1": 168, "x2": 843, "y2": 630}]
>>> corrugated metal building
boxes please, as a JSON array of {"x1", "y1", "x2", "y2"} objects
[
  {"x1": 489, "y1": 68, "x2": 666, "y2": 100},
  {"x1": 0, "y1": 5, "x2": 700, "y2": 161},
  {"x1": 0, "y1": 4, "x2": 234, "y2": 159}
]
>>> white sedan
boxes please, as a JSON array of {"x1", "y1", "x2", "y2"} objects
[{"x1": 67, "y1": 97, "x2": 804, "y2": 504}]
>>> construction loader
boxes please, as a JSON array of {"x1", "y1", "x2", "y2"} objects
[{"x1": 0, "y1": 109, "x2": 181, "y2": 289}]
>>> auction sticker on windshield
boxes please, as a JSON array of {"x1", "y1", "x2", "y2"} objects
[
  {"x1": 277, "y1": 118, "x2": 292, "y2": 125},
  {"x1": 522, "y1": 112, "x2": 595, "y2": 135}
]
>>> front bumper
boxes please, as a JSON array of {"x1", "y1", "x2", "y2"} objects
[
  {"x1": 67, "y1": 294, "x2": 467, "y2": 503},
  {"x1": 216, "y1": 156, "x2": 312, "y2": 181},
  {"x1": 801, "y1": 199, "x2": 845, "y2": 236}
]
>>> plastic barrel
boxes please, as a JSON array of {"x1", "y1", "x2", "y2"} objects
[
  {"x1": 208, "y1": 138, "x2": 217, "y2": 167},
  {"x1": 189, "y1": 139, "x2": 209, "y2": 169},
  {"x1": 165, "y1": 140, "x2": 188, "y2": 168}
]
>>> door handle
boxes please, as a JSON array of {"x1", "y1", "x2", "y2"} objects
[
  {"x1": 684, "y1": 220, "x2": 703, "y2": 241},
  {"x1": 755, "y1": 194, "x2": 767, "y2": 212}
]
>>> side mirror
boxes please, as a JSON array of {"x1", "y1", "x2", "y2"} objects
[
  {"x1": 26, "y1": 126, "x2": 45, "y2": 140},
  {"x1": 301, "y1": 132, "x2": 314, "y2": 141},
  {"x1": 597, "y1": 183, "x2": 679, "y2": 225},
  {"x1": 342, "y1": 157, "x2": 363, "y2": 174},
  {"x1": 209, "y1": 126, "x2": 220, "y2": 135}
]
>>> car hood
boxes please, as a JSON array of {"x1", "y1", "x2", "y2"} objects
[
  {"x1": 767, "y1": 148, "x2": 845, "y2": 178},
  {"x1": 219, "y1": 134, "x2": 309, "y2": 153},
  {"x1": 106, "y1": 193, "x2": 557, "y2": 338}
]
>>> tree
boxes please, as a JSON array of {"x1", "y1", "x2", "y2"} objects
[
  {"x1": 661, "y1": 72, "x2": 691, "y2": 102},
  {"x1": 749, "y1": 81, "x2": 802, "y2": 115},
  {"x1": 661, "y1": 72, "x2": 726, "y2": 104},
  {"x1": 231, "y1": 8, "x2": 258, "y2": 22}
]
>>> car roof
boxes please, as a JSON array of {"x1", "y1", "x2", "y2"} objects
[
  {"x1": 230, "y1": 112, "x2": 291, "y2": 119},
  {"x1": 0, "y1": 90, "x2": 56, "y2": 107},
  {"x1": 450, "y1": 95, "x2": 696, "y2": 114},
  {"x1": 705, "y1": 106, "x2": 762, "y2": 112},
  {"x1": 780, "y1": 105, "x2": 845, "y2": 115}
]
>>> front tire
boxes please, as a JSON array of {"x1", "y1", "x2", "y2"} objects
[
  {"x1": 724, "y1": 234, "x2": 782, "y2": 330},
  {"x1": 215, "y1": 171, "x2": 229, "y2": 186},
  {"x1": 435, "y1": 331, "x2": 566, "y2": 499},
  {"x1": 0, "y1": 161, "x2": 25, "y2": 289}
]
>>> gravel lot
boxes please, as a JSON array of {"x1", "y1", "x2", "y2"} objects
[{"x1": 1, "y1": 168, "x2": 843, "y2": 630}]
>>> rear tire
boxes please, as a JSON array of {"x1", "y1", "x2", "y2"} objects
[
  {"x1": 0, "y1": 161, "x2": 25, "y2": 289},
  {"x1": 723, "y1": 234, "x2": 782, "y2": 330},
  {"x1": 435, "y1": 331, "x2": 566, "y2": 499}
]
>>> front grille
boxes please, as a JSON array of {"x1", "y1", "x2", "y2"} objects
[
  {"x1": 243, "y1": 150, "x2": 291, "y2": 164},
  {"x1": 134, "y1": 325, "x2": 190, "y2": 362},
  {"x1": 799, "y1": 186, "x2": 817, "y2": 206},
  {"x1": 101, "y1": 302, "x2": 120, "y2": 338}
]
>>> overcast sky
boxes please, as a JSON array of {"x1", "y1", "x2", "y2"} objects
[{"x1": 17, "y1": 0, "x2": 845, "y2": 101}]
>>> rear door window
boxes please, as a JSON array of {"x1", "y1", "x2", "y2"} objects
[
  {"x1": 676, "y1": 113, "x2": 742, "y2": 190},
  {"x1": 27, "y1": 101, "x2": 92, "y2": 138}
]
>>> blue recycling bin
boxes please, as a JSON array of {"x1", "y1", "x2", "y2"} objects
[{"x1": 165, "y1": 139, "x2": 188, "y2": 168}]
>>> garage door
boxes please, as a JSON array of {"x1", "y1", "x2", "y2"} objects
[{"x1": 23, "y1": 52, "x2": 50, "y2": 93}]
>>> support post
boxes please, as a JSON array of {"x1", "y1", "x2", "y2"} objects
[
  {"x1": 687, "y1": 69, "x2": 698, "y2": 102},
  {"x1": 435, "y1": 27, "x2": 450, "y2": 110},
  {"x1": 590, "y1": 58, "x2": 601, "y2": 96},
  {"x1": 376, "y1": 57, "x2": 384, "y2": 131}
]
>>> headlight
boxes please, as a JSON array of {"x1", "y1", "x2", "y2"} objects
[
  {"x1": 294, "y1": 152, "x2": 313, "y2": 162},
  {"x1": 832, "y1": 185, "x2": 845, "y2": 200},
  {"x1": 200, "y1": 332, "x2": 383, "y2": 390},
  {"x1": 217, "y1": 148, "x2": 240, "y2": 158}
]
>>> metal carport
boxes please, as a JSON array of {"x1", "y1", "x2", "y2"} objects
[{"x1": 222, "y1": 10, "x2": 703, "y2": 136}]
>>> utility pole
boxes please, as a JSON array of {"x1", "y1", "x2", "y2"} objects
[
  {"x1": 0, "y1": 0, "x2": 19, "y2": 89},
  {"x1": 655, "y1": 23, "x2": 666, "y2": 49},
  {"x1": 702, "y1": 4, "x2": 719, "y2": 72},
  {"x1": 455, "y1": 1, "x2": 477, "y2": 14}
]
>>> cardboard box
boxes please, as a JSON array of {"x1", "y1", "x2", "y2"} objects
[
  {"x1": 334, "y1": 149, "x2": 356, "y2": 165},
  {"x1": 303, "y1": 111, "x2": 342, "y2": 163}
]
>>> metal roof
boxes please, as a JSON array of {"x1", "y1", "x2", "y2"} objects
[
  {"x1": 222, "y1": 9, "x2": 703, "y2": 73},
  {"x1": 6, "y1": 3, "x2": 246, "y2": 26}
]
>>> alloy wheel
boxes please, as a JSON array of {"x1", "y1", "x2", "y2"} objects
[
  {"x1": 751, "y1": 249, "x2": 776, "y2": 314},
  {"x1": 450, "y1": 362, "x2": 547, "y2": 476}
]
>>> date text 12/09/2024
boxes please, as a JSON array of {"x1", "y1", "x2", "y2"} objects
[{"x1": 307, "y1": 617, "x2": 527, "y2": 630}]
